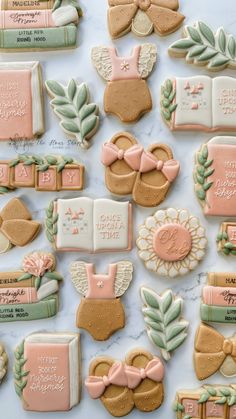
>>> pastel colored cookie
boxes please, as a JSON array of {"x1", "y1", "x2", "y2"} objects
[
  {"x1": 137, "y1": 208, "x2": 207, "y2": 277},
  {"x1": 141, "y1": 287, "x2": 188, "y2": 361},
  {"x1": 0, "y1": 154, "x2": 84, "y2": 194},
  {"x1": 169, "y1": 21, "x2": 236, "y2": 71},
  {"x1": 91, "y1": 44, "x2": 157, "y2": 123},
  {"x1": 0, "y1": 198, "x2": 41, "y2": 254},
  {"x1": 101, "y1": 132, "x2": 180, "y2": 207},
  {"x1": 1, "y1": 0, "x2": 55, "y2": 9},
  {"x1": 217, "y1": 221, "x2": 236, "y2": 256},
  {"x1": 70, "y1": 261, "x2": 133, "y2": 340},
  {"x1": 0, "y1": 344, "x2": 8, "y2": 384},
  {"x1": 14, "y1": 332, "x2": 80, "y2": 411},
  {"x1": 85, "y1": 348, "x2": 165, "y2": 416},
  {"x1": 194, "y1": 137, "x2": 236, "y2": 216},
  {"x1": 161, "y1": 76, "x2": 236, "y2": 132},
  {"x1": 108, "y1": 0, "x2": 185, "y2": 39}
]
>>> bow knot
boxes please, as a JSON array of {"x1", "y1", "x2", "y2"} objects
[
  {"x1": 102, "y1": 375, "x2": 111, "y2": 387},
  {"x1": 139, "y1": 151, "x2": 180, "y2": 182},
  {"x1": 134, "y1": 0, "x2": 150, "y2": 10},
  {"x1": 118, "y1": 149, "x2": 125, "y2": 160},
  {"x1": 140, "y1": 368, "x2": 146, "y2": 379},
  {"x1": 223, "y1": 339, "x2": 236, "y2": 357},
  {"x1": 101, "y1": 142, "x2": 143, "y2": 171}
]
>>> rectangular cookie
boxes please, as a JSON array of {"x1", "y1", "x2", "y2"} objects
[{"x1": 0, "y1": 0, "x2": 54, "y2": 9}]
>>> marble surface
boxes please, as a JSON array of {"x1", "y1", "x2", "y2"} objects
[{"x1": 1, "y1": 0, "x2": 236, "y2": 417}]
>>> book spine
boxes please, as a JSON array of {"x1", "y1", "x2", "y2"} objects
[
  {"x1": 207, "y1": 272, "x2": 236, "y2": 287},
  {"x1": 0, "y1": 277, "x2": 35, "y2": 288},
  {"x1": 202, "y1": 286, "x2": 236, "y2": 306},
  {"x1": 0, "y1": 286, "x2": 37, "y2": 305},
  {"x1": 0, "y1": 296, "x2": 58, "y2": 322},
  {"x1": 1, "y1": 0, "x2": 54, "y2": 10},
  {"x1": 0, "y1": 26, "x2": 77, "y2": 50},
  {"x1": 200, "y1": 303, "x2": 236, "y2": 323}
]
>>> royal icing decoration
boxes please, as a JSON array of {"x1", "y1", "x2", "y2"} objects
[
  {"x1": 14, "y1": 332, "x2": 80, "y2": 411},
  {"x1": 195, "y1": 137, "x2": 236, "y2": 216},
  {"x1": 0, "y1": 344, "x2": 8, "y2": 384},
  {"x1": 70, "y1": 261, "x2": 133, "y2": 340},
  {"x1": 45, "y1": 80, "x2": 99, "y2": 149},
  {"x1": 91, "y1": 44, "x2": 157, "y2": 123},
  {"x1": 169, "y1": 22, "x2": 236, "y2": 71},
  {"x1": 217, "y1": 222, "x2": 236, "y2": 256},
  {"x1": 137, "y1": 208, "x2": 207, "y2": 278},
  {"x1": 1, "y1": 0, "x2": 55, "y2": 9},
  {"x1": 45, "y1": 197, "x2": 132, "y2": 253}
]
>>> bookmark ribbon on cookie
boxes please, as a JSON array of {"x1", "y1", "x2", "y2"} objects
[
  {"x1": 101, "y1": 142, "x2": 143, "y2": 170},
  {"x1": 139, "y1": 151, "x2": 180, "y2": 181}
]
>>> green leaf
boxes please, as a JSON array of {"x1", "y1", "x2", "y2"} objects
[
  {"x1": 46, "y1": 230, "x2": 54, "y2": 243},
  {"x1": 187, "y1": 26, "x2": 202, "y2": 43},
  {"x1": 223, "y1": 247, "x2": 231, "y2": 255},
  {"x1": 203, "y1": 181, "x2": 213, "y2": 191},
  {"x1": 61, "y1": 121, "x2": 80, "y2": 133},
  {"x1": 142, "y1": 289, "x2": 159, "y2": 309},
  {"x1": 197, "y1": 48, "x2": 218, "y2": 62},
  {"x1": 220, "y1": 388, "x2": 231, "y2": 397},
  {"x1": 24, "y1": 158, "x2": 35, "y2": 166},
  {"x1": 149, "y1": 331, "x2": 166, "y2": 349},
  {"x1": 68, "y1": 79, "x2": 77, "y2": 100},
  {"x1": 224, "y1": 242, "x2": 234, "y2": 250},
  {"x1": 57, "y1": 162, "x2": 66, "y2": 172},
  {"x1": 37, "y1": 164, "x2": 50, "y2": 172},
  {"x1": 197, "y1": 175, "x2": 204, "y2": 185},
  {"x1": 162, "y1": 290, "x2": 173, "y2": 313},
  {"x1": 228, "y1": 35, "x2": 236, "y2": 58},
  {"x1": 223, "y1": 232, "x2": 228, "y2": 240},
  {"x1": 162, "y1": 109, "x2": 171, "y2": 121},
  {"x1": 198, "y1": 154, "x2": 206, "y2": 165},
  {"x1": 63, "y1": 156, "x2": 74, "y2": 164},
  {"x1": 44, "y1": 272, "x2": 63, "y2": 281},
  {"x1": 218, "y1": 28, "x2": 226, "y2": 53},
  {"x1": 45, "y1": 155, "x2": 57, "y2": 165},
  {"x1": 76, "y1": 83, "x2": 87, "y2": 111},
  {"x1": 198, "y1": 393, "x2": 209, "y2": 403},
  {"x1": 228, "y1": 395, "x2": 236, "y2": 406},
  {"x1": 166, "y1": 323, "x2": 188, "y2": 341},
  {"x1": 169, "y1": 103, "x2": 178, "y2": 113},
  {"x1": 164, "y1": 300, "x2": 181, "y2": 326},
  {"x1": 35, "y1": 277, "x2": 41, "y2": 291},
  {"x1": 204, "y1": 159, "x2": 213, "y2": 168},
  {"x1": 144, "y1": 318, "x2": 163, "y2": 332},
  {"x1": 202, "y1": 146, "x2": 208, "y2": 159},
  {"x1": 79, "y1": 103, "x2": 97, "y2": 120},
  {"x1": 216, "y1": 232, "x2": 223, "y2": 241},
  {"x1": 17, "y1": 273, "x2": 32, "y2": 282},
  {"x1": 206, "y1": 387, "x2": 217, "y2": 397},
  {"x1": 19, "y1": 380, "x2": 27, "y2": 391},
  {"x1": 215, "y1": 397, "x2": 227, "y2": 404},
  {"x1": 142, "y1": 308, "x2": 161, "y2": 323},
  {"x1": 198, "y1": 22, "x2": 215, "y2": 46},
  {"x1": 0, "y1": 186, "x2": 10, "y2": 194},
  {"x1": 56, "y1": 106, "x2": 77, "y2": 119},
  {"x1": 46, "y1": 80, "x2": 65, "y2": 97},
  {"x1": 162, "y1": 98, "x2": 170, "y2": 108},
  {"x1": 17, "y1": 341, "x2": 24, "y2": 356},
  {"x1": 166, "y1": 333, "x2": 187, "y2": 352},
  {"x1": 14, "y1": 384, "x2": 22, "y2": 398},
  {"x1": 19, "y1": 358, "x2": 27, "y2": 367},
  {"x1": 197, "y1": 166, "x2": 205, "y2": 176},
  {"x1": 187, "y1": 45, "x2": 207, "y2": 58},
  {"x1": 53, "y1": 214, "x2": 58, "y2": 223},
  {"x1": 204, "y1": 168, "x2": 214, "y2": 178},
  {"x1": 9, "y1": 158, "x2": 20, "y2": 167},
  {"x1": 197, "y1": 188, "x2": 206, "y2": 200},
  {"x1": 81, "y1": 115, "x2": 98, "y2": 139},
  {"x1": 209, "y1": 55, "x2": 230, "y2": 68},
  {"x1": 171, "y1": 39, "x2": 197, "y2": 50},
  {"x1": 51, "y1": 97, "x2": 70, "y2": 106}
]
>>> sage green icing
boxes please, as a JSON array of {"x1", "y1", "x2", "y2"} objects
[
  {"x1": 194, "y1": 144, "x2": 214, "y2": 207},
  {"x1": 14, "y1": 340, "x2": 28, "y2": 399},
  {"x1": 45, "y1": 200, "x2": 57, "y2": 245},
  {"x1": 160, "y1": 79, "x2": 177, "y2": 123},
  {"x1": 217, "y1": 230, "x2": 236, "y2": 255},
  {"x1": 201, "y1": 303, "x2": 236, "y2": 323},
  {"x1": 0, "y1": 296, "x2": 58, "y2": 322}
]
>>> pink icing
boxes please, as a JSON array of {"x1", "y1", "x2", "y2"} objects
[
  {"x1": 139, "y1": 151, "x2": 180, "y2": 181},
  {"x1": 153, "y1": 223, "x2": 192, "y2": 262},
  {"x1": 22, "y1": 253, "x2": 54, "y2": 277},
  {"x1": 109, "y1": 46, "x2": 141, "y2": 82},
  {"x1": 230, "y1": 406, "x2": 236, "y2": 419},
  {"x1": 227, "y1": 225, "x2": 236, "y2": 245},
  {"x1": 206, "y1": 401, "x2": 224, "y2": 417},
  {"x1": 85, "y1": 264, "x2": 117, "y2": 299},
  {"x1": 38, "y1": 168, "x2": 56, "y2": 188},
  {"x1": 101, "y1": 142, "x2": 143, "y2": 171},
  {"x1": 0, "y1": 10, "x2": 55, "y2": 29},
  {"x1": 0, "y1": 163, "x2": 9, "y2": 184},
  {"x1": 203, "y1": 285, "x2": 236, "y2": 307},
  {"x1": 182, "y1": 399, "x2": 199, "y2": 417},
  {"x1": 0, "y1": 286, "x2": 37, "y2": 304},
  {"x1": 61, "y1": 168, "x2": 81, "y2": 187},
  {"x1": 15, "y1": 163, "x2": 34, "y2": 185}
]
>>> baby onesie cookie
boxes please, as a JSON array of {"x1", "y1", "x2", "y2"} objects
[
  {"x1": 161, "y1": 76, "x2": 236, "y2": 132},
  {"x1": 141, "y1": 287, "x2": 188, "y2": 361},
  {"x1": 0, "y1": 62, "x2": 43, "y2": 141},
  {"x1": 0, "y1": 251, "x2": 62, "y2": 322},
  {"x1": 0, "y1": 198, "x2": 41, "y2": 254},
  {"x1": 45, "y1": 80, "x2": 99, "y2": 149},
  {"x1": 108, "y1": 0, "x2": 185, "y2": 39},
  {"x1": 101, "y1": 132, "x2": 180, "y2": 207},
  {"x1": 0, "y1": 344, "x2": 7, "y2": 384},
  {"x1": 137, "y1": 208, "x2": 207, "y2": 277},
  {"x1": 169, "y1": 22, "x2": 236, "y2": 71},
  {"x1": 85, "y1": 348, "x2": 164, "y2": 416},
  {"x1": 194, "y1": 323, "x2": 236, "y2": 380},
  {"x1": 45, "y1": 197, "x2": 132, "y2": 252},
  {"x1": 194, "y1": 137, "x2": 236, "y2": 217},
  {"x1": 70, "y1": 261, "x2": 133, "y2": 340},
  {"x1": 14, "y1": 332, "x2": 80, "y2": 411},
  {"x1": 217, "y1": 222, "x2": 236, "y2": 256},
  {"x1": 91, "y1": 44, "x2": 157, "y2": 123}
]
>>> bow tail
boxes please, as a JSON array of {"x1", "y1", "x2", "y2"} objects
[
  {"x1": 1, "y1": 220, "x2": 41, "y2": 247},
  {"x1": 108, "y1": 4, "x2": 138, "y2": 38},
  {"x1": 146, "y1": 5, "x2": 184, "y2": 35},
  {"x1": 194, "y1": 352, "x2": 226, "y2": 380},
  {"x1": 151, "y1": 0, "x2": 180, "y2": 11}
]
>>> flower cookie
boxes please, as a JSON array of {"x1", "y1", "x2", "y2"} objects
[
  {"x1": 107, "y1": 0, "x2": 185, "y2": 39},
  {"x1": 85, "y1": 348, "x2": 165, "y2": 416},
  {"x1": 137, "y1": 208, "x2": 207, "y2": 277},
  {"x1": 0, "y1": 344, "x2": 7, "y2": 384},
  {"x1": 91, "y1": 43, "x2": 157, "y2": 123}
]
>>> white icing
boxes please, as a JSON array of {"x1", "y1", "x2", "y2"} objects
[
  {"x1": 37, "y1": 279, "x2": 59, "y2": 301},
  {"x1": 212, "y1": 77, "x2": 236, "y2": 128},
  {"x1": 209, "y1": 136, "x2": 236, "y2": 145},
  {"x1": 0, "y1": 231, "x2": 11, "y2": 254},
  {"x1": 52, "y1": 5, "x2": 78, "y2": 27}
]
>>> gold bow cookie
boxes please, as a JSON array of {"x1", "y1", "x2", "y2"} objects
[{"x1": 108, "y1": 0, "x2": 185, "y2": 38}]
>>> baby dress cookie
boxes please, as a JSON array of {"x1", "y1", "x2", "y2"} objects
[
  {"x1": 0, "y1": 0, "x2": 82, "y2": 51},
  {"x1": 141, "y1": 287, "x2": 188, "y2": 361},
  {"x1": 194, "y1": 137, "x2": 236, "y2": 217},
  {"x1": 0, "y1": 251, "x2": 62, "y2": 322},
  {"x1": 0, "y1": 62, "x2": 43, "y2": 141},
  {"x1": 169, "y1": 22, "x2": 236, "y2": 72},
  {"x1": 217, "y1": 222, "x2": 236, "y2": 256},
  {"x1": 108, "y1": 0, "x2": 185, "y2": 39},
  {"x1": 161, "y1": 76, "x2": 236, "y2": 132},
  {"x1": 0, "y1": 344, "x2": 7, "y2": 384},
  {"x1": 70, "y1": 261, "x2": 133, "y2": 340},
  {"x1": 0, "y1": 198, "x2": 41, "y2": 254},
  {"x1": 45, "y1": 197, "x2": 132, "y2": 252},
  {"x1": 14, "y1": 332, "x2": 80, "y2": 411},
  {"x1": 45, "y1": 80, "x2": 99, "y2": 149},
  {"x1": 91, "y1": 43, "x2": 157, "y2": 123},
  {"x1": 137, "y1": 208, "x2": 207, "y2": 277},
  {"x1": 101, "y1": 132, "x2": 180, "y2": 207},
  {"x1": 85, "y1": 348, "x2": 165, "y2": 416}
]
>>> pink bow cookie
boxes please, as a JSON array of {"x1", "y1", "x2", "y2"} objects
[
  {"x1": 85, "y1": 362, "x2": 128, "y2": 399},
  {"x1": 125, "y1": 358, "x2": 165, "y2": 388},
  {"x1": 139, "y1": 150, "x2": 180, "y2": 182},
  {"x1": 101, "y1": 142, "x2": 143, "y2": 171}
]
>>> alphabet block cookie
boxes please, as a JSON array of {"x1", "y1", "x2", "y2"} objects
[
  {"x1": 217, "y1": 222, "x2": 236, "y2": 256},
  {"x1": 137, "y1": 208, "x2": 207, "y2": 277},
  {"x1": 108, "y1": 0, "x2": 185, "y2": 39},
  {"x1": 14, "y1": 332, "x2": 80, "y2": 411},
  {"x1": 92, "y1": 44, "x2": 157, "y2": 123},
  {"x1": 70, "y1": 261, "x2": 133, "y2": 340},
  {"x1": 0, "y1": 344, "x2": 7, "y2": 384},
  {"x1": 0, "y1": 62, "x2": 44, "y2": 141},
  {"x1": 85, "y1": 348, "x2": 165, "y2": 416}
]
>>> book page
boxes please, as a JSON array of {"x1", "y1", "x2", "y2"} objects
[{"x1": 212, "y1": 76, "x2": 236, "y2": 128}]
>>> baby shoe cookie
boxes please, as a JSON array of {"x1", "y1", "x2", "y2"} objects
[
  {"x1": 141, "y1": 287, "x2": 188, "y2": 361},
  {"x1": 137, "y1": 208, "x2": 207, "y2": 277},
  {"x1": 70, "y1": 261, "x2": 133, "y2": 340},
  {"x1": 0, "y1": 344, "x2": 7, "y2": 384},
  {"x1": 108, "y1": 0, "x2": 185, "y2": 39},
  {"x1": 217, "y1": 221, "x2": 236, "y2": 256},
  {"x1": 92, "y1": 44, "x2": 157, "y2": 123}
]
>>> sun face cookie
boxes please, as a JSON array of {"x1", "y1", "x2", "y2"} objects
[
  {"x1": 137, "y1": 208, "x2": 207, "y2": 278},
  {"x1": 14, "y1": 332, "x2": 80, "y2": 411},
  {"x1": 85, "y1": 348, "x2": 165, "y2": 416},
  {"x1": 45, "y1": 80, "x2": 99, "y2": 149},
  {"x1": 141, "y1": 287, "x2": 188, "y2": 361},
  {"x1": 169, "y1": 22, "x2": 236, "y2": 72},
  {"x1": 70, "y1": 261, "x2": 133, "y2": 340},
  {"x1": 0, "y1": 344, "x2": 8, "y2": 384},
  {"x1": 91, "y1": 44, "x2": 157, "y2": 123},
  {"x1": 217, "y1": 222, "x2": 236, "y2": 256},
  {"x1": 107, "y1": 0, "x2": 185, "y2": 39},
  {"x1": 101, "y1": 132, "x2": 180, "y2": 207}
]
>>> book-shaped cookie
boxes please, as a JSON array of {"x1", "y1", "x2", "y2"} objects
[
  {"x1": 1, "y1": 0, "x2": 54, "y2": 9},
  {"x1": 14, "y1": 332, "x2": 80, "y2": 411},
  {"x1": 45, "y1": 197, "x2": 132, "y2": 252},
  {"x1": 0, "y1": 62, "x2": 43, "y2": 141},
  {"x1": 200, "y1": 272, "x2": 236, "y2": 324},
  {"x1": 161, "y1": 76, "x2": 236, "y2": 132},
  {"x1": 0, "y1": 251, "x2": 62, "y2": 322},
  {"x1": 70, "y1": 261, "x2": 133, "y2": 340},
  {"x1": 217, "y1": 222, "x2": 236, "y2": 256}
]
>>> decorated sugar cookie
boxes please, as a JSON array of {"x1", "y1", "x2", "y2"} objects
[
  {"x1": 1, "y1": 0, "x2": 54, "y2": 9},
  {"x1": 169, "y1": 22, "x2": 236, "y2": 71},
  {"x1": 136, "y1": 208, "x2": 207, "y2": 277},
  {"x1": 108, "y1": 0, "x2": 185, "y2": 39},
  {"x1": 194, "y1": 137, "x2": 236, "y2": 216},
  {"x1": 217, "y1": 222, "x2": 236, "y2": 256},
  {"x1": 0, "y1": 344, "x2": 7, "y2": 384},
  {"x1": 70, "y1": 261, "x2": 133, "y2": 340},
  {"x1": 91, "y1": 43, "x2": 157, "y2": 123},
  {"x1": 85, "y1": 348, "x2": 165, "y2": 416}
]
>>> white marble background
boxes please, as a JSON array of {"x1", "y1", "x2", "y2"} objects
[{"x1": 1, "y1": 0, "x2": 236, "y2": 417}]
